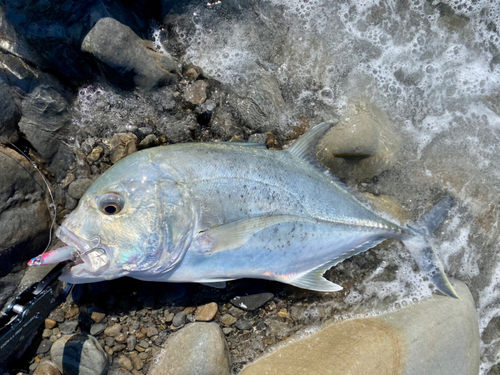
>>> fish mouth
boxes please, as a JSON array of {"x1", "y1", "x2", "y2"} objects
[{"x1": 56, "y1": 226, "x2": 111, "y2": 275}]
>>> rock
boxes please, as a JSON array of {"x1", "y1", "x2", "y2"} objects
[
  {"x1": 316, "y1": 99, "x2": 402, "y2": 180},
  {"x1": 91, "y1": 312, "x2": 106, "y2": 323},
  {"x1": 0, "y1": 79, "x2": 21, "y2": 143},
  {"x1": 127, "y1": 335, "x2": 137, "y2": 351},
  {"x1": 59, "y1": 320, "x2": 79, "y2": 335},
  {"x1": 230, "y1": 293, "x2": 274, "y2": 310},
  {"x1": 172, "y1": 311, "x2": 186, "y2": 327},
  {"x1": 118, "y1": 355, "x2": 134, "y2": 371},
  {"x1": 234, "y1": 319, "x2": 253, "y2": 331},
  {"x1": 164, "y1": 312, "x2": 174, "y2": 323},
  {"x1": 138, "y1": 134, "x2": 159, "y2": 149},
  {"x1": 128, "y1": 351, "x2": 144, "y2": 371},
  {"x1": 115, "y1": 332, "x2": 128, "y2": 344},
  {"x1": 34, "y1": 360, "x2": 61, "y2": 375},
  {"x1": 221, "y1": 314, "x2": 237, "y2": 326},
  {"x1": 248, "y1": 133, "x2": 268, "y2": 144},
  {"x1": 45, "y1": 319, "x2": 57, "y2": 329},
  {"x1": 81, "y1": 18, "x2": 179, "y2": 89},
  {"x1": 109, "y1": 133, "x2": 138, "y2": 164},
  {"x1": 183, "y1": 80, "x2": 208, "y2": 105},
  {"x1": 149, "y1": 323, "x2": 231, "y2": 375},
  {"x1": 17, "y1": 84, "x2": 76, "y2": 180},
  {"x1": 195, "y1": 302, "x2": 219, "y2": 322},
  {"x1": 240, "y1": 280, "x2": 479, "y2": 375},
  {"x1": 158, "y1": 115, "x2": 199, "y2": 144},
  {"x1": 0, "y1": 145, "x2": 51, "y2": 277},
  {"x1": 37, "y1": 339, "x2": 53, "y2": 355},
  {"x1": 209, "y1": 107, "x2": 243, "y2": 141},
  {"x1": 87, "y1": 146, "x2": 103, "y2": 162},
  {"x1": 90, "y1": 323, "x2": 107, "y2": 336},
  {"x1": 49, "y1": 309, "x2": 65, "y2": 323},
  {"x1": 50, "y1": 333, "x2": 108, "y2": 375},
  {"x1": 68, "y1": 178, "x2": 93, "y2": 200},
  {"x1": 104, "y1": 323, "x2": 122, "y2": 337}
]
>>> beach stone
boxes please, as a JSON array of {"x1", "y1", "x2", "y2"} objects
[
  {"x1": 109, "y1": 133, "x2": 138, "y2": 164},
  {"x1": 118, "y1": 355, "x2": 134, "y2": 371},
  {"x1": 90, "y1": 323, "x2": 107, "y2": 336},
  {"x1": 150, "y1": 323, "x2": 231, "y2": 375},
  {"x1": 172, "y1": 311, "x2": 186, "y2": 327},
  {"x1": 128, "y1": 351, "x2": 144, "y2": 371},
  {"x1": 81, "y1": 18, "x2": 179, "y2": 89},
  {"x1": 34, "y1": 360, "x2": 61, "y2": 375},
  {"x1": 87, "y1": 146, "x2": 103, "y2": 162},
  {"x1": 221, "y1": 314, "x2": 237, "y2": 326},
  {"x1": 183, "y1": 80, "x2": 207, "y2": 105},
  {"x1": 164, "y1": 312, "x2": 174, "y2": 323},
  {"x1": 235, "y1": 319, "x2": 253, "y2": 331},
  {"x1": 240, "y1": 280, "x2": 479, "y2": 375},
  {"x1": 230, "y1": 293, "x2": 274, "y2": 310},
  {"x1": 37, "y1": 339, "x2": 53, "y2": 355},
  {"x1": 59, "y1": 320, "x2": 79, "y2": 335},
  {"x1": 195, "y1": 302, "x2": 218, "y2": 322},
  {"x1": 50, "y1": 333, "x2": 108, "y2": 375},
  {"x1": 68, "y1": 178, "x2": 93, "y2": 200},
  {"x1": 127, "y1": 335, "x2": 137, "y2": 351},
  {"x1": 45, "y1": 319, "x2": 57, "y2": 329},
  {"x1": 316, "y1": 99, "x2": 402, "y2": 180},
  {"x1": 91, "y1": 312, "x2": 106, "y2": 323},
  {"x1": 104, "y1": 323, "x2": 122, "y2": 337}
]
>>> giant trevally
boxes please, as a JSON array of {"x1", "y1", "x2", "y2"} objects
[{"x1": 28, "y1": 122, "x2": 459, "y2": 298}]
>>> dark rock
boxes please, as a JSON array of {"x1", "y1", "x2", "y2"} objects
[
  {"x1": 17, "y1": 84, "x2": 76, "y2": 180},
  {"x1": 127, "y1": 335, "x2": 137, "y2": 351},
  {"x1": 68, "y1": 178, "x2": 93, "y2": 200},
  {"x1": 138, "y1": 134, "x2": 159, "y2": 149},
  {"x1": 172, "y1": 311, "x2": 186, "y2": 327},
  {"x1": 37, "y1": 339, "x2": 53, "y2": 355},
  {"x1": 59, "y1": 320, "x2": 79, "y2": 335},
  {"x1": 50, "y1": 333, "x2": 108, "y2": 375},
  {"x1": 234, "y1": 319, "x2": 253, "y2": 331},
  {"x1": 158, "y1": 115, "x2": 199, "y2": 144},
  {"x1": 230, "y1": 293, "x2": 274, "y2": 310},
  {"x1": 0, "y1": 146, "x2": 51, "y2": 276},
  {"x1": 150, "y1": 323, "x2": 231, "y2": 375},
  {"x1": 209, "y1": 107, "x2": 243, "y2": 141},
  {"x1": 183, "y1": 80, "x2": 208, "y2": 104},
  {"x1": 0, "y1": 80, "x2": 21, "y2": 143},
  {"x1": 81, "y1": 18, "x2": 179, "y2": 89},
  {"x1": 90, "y1": 322, "x2": 107, "y2": 336}
]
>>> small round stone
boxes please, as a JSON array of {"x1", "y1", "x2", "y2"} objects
[{"x1": 195, "y1": 302, "x2": 218, "y2": 322}]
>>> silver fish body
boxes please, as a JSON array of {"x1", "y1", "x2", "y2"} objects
[{"x1": 37, "y1": 122, "x2": 458, "y2": 297}]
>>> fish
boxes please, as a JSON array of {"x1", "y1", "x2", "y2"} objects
[{"x1": 28, "y1": 122, "x2": 459, "y2": 298}]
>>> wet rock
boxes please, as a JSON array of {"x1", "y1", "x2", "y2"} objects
[
  {"x1": 150, "y1": 323, "x2": 231, "y2": 375},
  {"x1": 68, "y1": 178, "x2": 93, "y2": 200},
  {"x1": 240, "y1": 280, "x2": 479, "y2": 375},
  {"x1": 110, "y1": 133, "x2": 138, "y2": 164},
  {"x1": 0, "y1": 146, "x2": 51, "y2": 277},
  {"x1": 34, "y1": 360, "x2": 61, "y2": 375},
  {"x1": 172, "y1": 311, "x2": 186, "y2": 327},
  {"x1": 17, "y1": 84, "x2": 76, "y2": 180},
  {"x1": 235, "y1": 319, "x2": 253, "y2": 331},
  {"x1": 0, "y1": 79, "x2": 21, "y2": 143},
  {"x1": 230, "y1": 293, "x2": 274, "y2": 310},
  {"x1": 82, "y1": 18, "x2": 179, "y2": 89},
  {"x1": 183, "y1": 80, "x2": 208, "y2": 104},
  {"x1": 51, "y1": 333, "x2": 108, "y2": 375},
  {"x1": 104, "y1": 323, "x2": 122, "y2": 337},
  {"x1": 209, "y1": 106, "x2": 243, "y2": 141},
  {"x1": 316, "y1": 99, "x2": 402, "y2": 180},
  {"x1": 138, "y1": 134, "x2": 159, "y2": 149},
  {"x1": 87, "y1": 146, "x2": 103, "y2": 162},
  {"x1": 195, "y1": 302, "x2": 218, "y2": 322},
  {"x1": 158, "y1": 115, "x2": 198, "y2": 144},
  {"x1": 127, "y1": 335, "x2": 137, "y2": 351}
]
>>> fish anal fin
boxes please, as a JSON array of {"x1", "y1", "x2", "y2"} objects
[
  {"x1": 287, "y1": 260, "x2": 343, "y2": 292},
  {"x1": 197, "y1": 215, "x2": 315, "y2": 254}
]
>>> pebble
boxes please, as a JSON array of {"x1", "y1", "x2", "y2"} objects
[
  {"x1": 138, "y1": 339, "x2": 149, "y2": 349},
  {"x1": 195, "y1": 302, "x2": 219, "y2": 322},
  {"x1": 104, "y1": 323, "x2": 122, "y2": 337},
  {"x1": 37, "y1": 339, "x2": 53, "y2": 355},
  {"x1": 105, "y1": 336, "x2": 115, "y2": 347},
  {"x1": 118, "y1": 355, "x2": 134, "y2": 371},
  {"x1": 149, "y1": 323, "x2": 231, "y2": 375},
  {"x1": 230, "y1": 293, "x2": 274, "y2": 310},
  {"x1": 34, "y1": 360, "x2": 61, "y2": 375},
  {"x1": 68, "y1": 178, "x2": 93, "y2": 200},
  {"x1": 128, "y1": 351, "x2": 144, "y2": 371},
  {"x1": 91, "y1": 311, "x2": 106, "y2": 323},
  {"x1": 109, "y1": 133, "x2": 138, "y2": 164},
  {"x1": 50, "y1": 333, "x2": 108, "y2": 375},
  {"x1": 45, "y1": 319, "x2": 57, "y2": 329},
  {"x1": 277, "y1": 309, "x2": 289, "y2": 318},
  {"x1": 172, "y1": 311, "x2": 186, "y2": 327},
  {"x1": 139, "y1": 134, "x2": 159, "y2": 149},
  {"x1": 43, "y1": 329, "x2": 53, "y2": 339},
  {"x1": 115, "y1": 332, "x2": 128, "y2": 343},
  {"x1": 87, "y1": 146, "x2": 103, "y2": 162},
  {"x1": 183, "y1": 80, "x2": 208, "y2": 105},
  {"x1": 90, "y1": 322, "x2": 107, "y2": 336},
  {"x1": 127, "y1": 335, "x2": 137, "y2": 351},
  {"x1": 221, "y1": 314, "x2": 237, "y2": 326},
  {"x1": 59, "y1": 320, "x2": 78, "y2": 335},
  {"x1": 235, "y1": 319, "x2": 253, "y2": 331},
  {"x1": 164, "y1": 311, "x2": 174, "y2": 323},
  {"x1": 146, "y1": 326, "x2": 159, "y2": 337},
  {"x1": 222, "y1": 327, "x2": 233, "y2": 335},
  {"x1": 228, "y1": 306, "x2": 245, "y2": 318},
  {"x1": 49, "y1": 309, "x2": 65, "y2": 323}
]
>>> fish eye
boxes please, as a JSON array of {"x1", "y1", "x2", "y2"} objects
[{"x1": 98, "y1": 193, "x2": 125, "y2": 215}]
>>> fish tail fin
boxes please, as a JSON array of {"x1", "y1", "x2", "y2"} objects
[{"x1": 402, "y1": 196, "x2": 459, "y2": 299}]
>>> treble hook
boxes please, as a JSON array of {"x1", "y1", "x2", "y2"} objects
[{"x1": 75, "y1": 236, "x2": 107, "y2": 260}]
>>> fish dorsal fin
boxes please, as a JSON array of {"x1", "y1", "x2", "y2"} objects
[
  {"x1": 288, "y1": 259, "x2": 343, "y2": 292},
  {"x1": 197, "y1": 215, "x2": 316, "y2": 254},
  {"x1": 286, "y1": 121, "x2": 336, "y2": 170}
]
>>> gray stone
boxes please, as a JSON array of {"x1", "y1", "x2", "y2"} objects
[
  {"x1": 0, "y1": 146, "x2": 51, "y2": 277},
  {"x1": 81, "y1": 18, "x2": 179, "y2": 89},
  {"x1": 240, "y1": 280, "x2": 479, "y2": 375},
  {"x1": 248, "y1": 133, "x2": 268, "y2": 144},
  {"x1": 17, "y1": 84, "x2": 76, "y2": 180},
  {"x1": 158, "y1": 114, "x2": 199, "y2": 144},
  {"x1": 149, "y1": 323, "x2": 231, "y2": 375},
  {"x1": 68, "y1": 178, "x2": 93, "y2": 200},
  {"x1": 37, "y1": 339, "x2": 53, "y2": 355},
  {"x1": 183, "y1": 80, "x2": 208, "y2": 105},
  {"x1": 230, "y1": 293, "x2": 274, "y2": 310},
  {"x1": 234, "y1": 319, "x2": 253, "y2": 331},
  {"x1": 90, "y1": 323, "x2": 107, "y2": 336},
  {"x1": 59, "y1": 320, "x2": 79, "y2": 335},
  {"x1": 50, "y1": 333, "x2": 108, "y2": 375},
  {"x1": 209, "y1": 107, "x2": 243, "y2": 141},
  {"x1": 127, "y1": 335, "x2": 137, "y2": 351},
  {"x1": 172, "y1": 311, "x2": 186, "y2": 327}
]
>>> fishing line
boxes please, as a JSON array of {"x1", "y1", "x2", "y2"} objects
[{"x1": 0, "y1": 140, "x2": 57, "y2": 254}]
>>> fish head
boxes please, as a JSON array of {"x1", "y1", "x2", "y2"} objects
[{"x1": 57, "y1": 151, "x2": 194, "y2": 283}]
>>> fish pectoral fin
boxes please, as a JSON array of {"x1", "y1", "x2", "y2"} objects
[
  {"x1": 197, "y1": 215, "x2": 316, "y2": 254},
  {"x1": 200, "y1": 281, "x2": 227, "y2": 289},
  {"x1": 287, "y1": 260, "x2": 343, "y2": 292}
]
